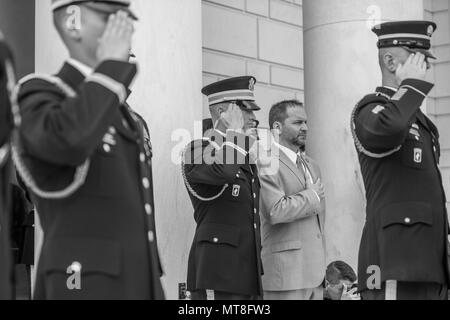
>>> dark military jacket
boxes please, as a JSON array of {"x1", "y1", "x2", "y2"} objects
[
  {"x1": 183, "y1": 129, "x2": 263, "y2": 297},
  {"x1": 0, "y1": 39, "x2": 14, "y2": 300},
  {"x1": 16, "y1": 60, "x2": 164, "y2": 300},
  {"x1": 353, "y1": 79, "x2": 450, "y2": 291}
]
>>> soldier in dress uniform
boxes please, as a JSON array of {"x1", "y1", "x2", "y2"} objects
[
  {"x1": 0, "y1": 31, "x2": 15, "y2": 300},
  {"x1": 183, "y1": 76, "x2": 263, "y2": 300},
  {"x1": 352, "y1": 21, "x2": 450, "y2": 300},
  {"x1": 13, "y1": 0, "x2": 164, "y2": 299}
]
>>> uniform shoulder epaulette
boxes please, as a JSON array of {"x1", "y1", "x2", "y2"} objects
[
  {"x1": 181, "y1": 138, "x2": 229, "y2": 202},
  {"x1": 17, "y1": 74, "x2": 77, "y2": 99},
  {"x1": 351, "y1": 92, "x2": 401, "y2": 159},
  {"x1": 356, "y1": 92, "x2": 388, "y2": 111},
  {"x1": 11, "y1": 73, "x2": 90, "y2": 200}
]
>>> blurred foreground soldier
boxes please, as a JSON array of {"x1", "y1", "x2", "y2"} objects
[
  {"x1": 0, "y1": 32, "x2": 15, "y2": 300},
  {"x1": 12, "y1": 0, "x2": 164, "y2": 300},
  {"x1": 183, "y1": 76, "x2": 263, "y2": 300},
  {"x1": 352, "y1": 21, "x2": 449, "y2": 300}
]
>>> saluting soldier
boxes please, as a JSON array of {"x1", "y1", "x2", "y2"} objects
[
  {"x1": 183, "y1": 76, "x2": 263, "y2": 300},
  {"x1": 13, "y1": 0, "x2": 164, "y2": 300},
  {"x1": 352, "y1": 21, "x2": 449, "y2": 300},
  {"x1": 0, "y1": 32, "x2": 15, "y2": 300}
]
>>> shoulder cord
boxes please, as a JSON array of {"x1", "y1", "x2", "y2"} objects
[
  {"x1": 350, "y1": 94, "x2": 402, "y2": 159},
  {"x1": 180, "y1": 138, "x2": 229, "y2": 202},
  {"x1": 9, "y1": 71, "x2": 90, "y2": 199}
]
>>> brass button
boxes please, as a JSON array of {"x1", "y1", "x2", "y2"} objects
[
  {"x1": 404, "y1": 217, "x2": 411, "y2": 224},
  {"x1": 213, "y1": 237, "x2": 219, "y2": 243},
  {"x1": 103, "y1": 144, "x2": 111, "y2": 153},
  {"x1": 108, "y1": 126, "x2": 116, "y2": 135},
  {"x1": 253, "y1": 193, "x2": 257, "y2": 199},
  {"x1": 140, "y1": 153, "x2": 146, "y2": 162},
  {"x1": 254, "y1": 223, "x2": 257, "y2": 229},
  {"x1": 142, "y1": 178, "x2": 150, "y2": 189},
  {"x1": 148, "y1": 231, "x2": 155, "y2": 242},
  {"x1": 145, "y1": 204, "x2": 152, "y2": 215}
]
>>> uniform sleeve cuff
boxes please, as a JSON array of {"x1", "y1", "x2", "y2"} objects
[
  {"x1": 400, "y1": 79, "x2": 434, "y2": 97},
  {"x1": 94, "y1": 60, "x2": 137, "y2": 89}
]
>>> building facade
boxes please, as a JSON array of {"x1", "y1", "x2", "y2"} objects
[{"x1": 0, "y1": 0, "x2": 448, "y2": 299}]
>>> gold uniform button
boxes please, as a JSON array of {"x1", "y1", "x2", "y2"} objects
[
  {"x1": 148, "y1": 231, "x2": 155, "y2": 242},
  {"x1": 254, "y1": 209, "x2": 257, "y2": 214},
  {"x1": 108, "y1": 126, "x2": 116, "y2": 135},
  {"x1": 145, "y1": 204, "x2": 152, "y2": 215},
  {"x1": 142, "y1": 178, "x2": 150, "y2": 189},
  {"x1": 254, "y1": 223, "x2": 257, "y2": 229},
  {"x1": 213, "y1": 237, "x2": 219, "y2": 243},
  {"x1": 140, "y1": 153, "x2": 146, "y2": 162},
  {"x1": 253, "y1": 193, "x2": 257, "y2": 199},
  {"x1": 103, "y1": 144, "x2": 111, "y2": 153},
  {"x1": 404, "y1": 217, "x2": 411, "y2": 224}
]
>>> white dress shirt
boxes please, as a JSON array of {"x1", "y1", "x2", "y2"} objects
[{"x1": 274, "y1": 142, "x2": 321, "y2": 203}]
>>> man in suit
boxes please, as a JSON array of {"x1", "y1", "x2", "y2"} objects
[
  {"x1": 258, "y1": 100, "x2": 326, "y2": 300},
  {"x1": 14, "y1": 0, "x2": 164, "y2": 299},
  {"x1": 352, "y1": 21, "x2": 449, "y2": 300},
  {"x1": 0, "y1": 31, "x2": 15, "y2": 300},
  {"x1": 183, "y1": 76, "x2": 263, "y2": 300}
]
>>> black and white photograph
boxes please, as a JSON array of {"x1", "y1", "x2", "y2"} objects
[{"x1": 0, "y1": 0, "x2": 449, "y2": 308}]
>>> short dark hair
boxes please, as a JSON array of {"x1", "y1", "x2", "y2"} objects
[
  {"x1": 326, "y1": 261, "x2": 357, "y2": 285},
  {"x1": 268, "y1": 99, "x2": 303, "y2": 130}
]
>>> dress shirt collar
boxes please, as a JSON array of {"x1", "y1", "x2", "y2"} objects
[{"x1": 274, "y1": 141, "x2": 299, "y2": 165}]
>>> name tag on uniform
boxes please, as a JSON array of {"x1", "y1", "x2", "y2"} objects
[
  {"x1": 232, "y1": 184, "x2": 240, "y2": 197},
  {"x1": 414, "y1": 148, "x2": 422, "y2": 163}
]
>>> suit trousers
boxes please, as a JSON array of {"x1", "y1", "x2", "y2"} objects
[
  {"x1": 361, "y1": 281, "x2": 448, "y2": 300},
  {"x1": 264, "y1": 286, "x2": 323, "y2": 300}
]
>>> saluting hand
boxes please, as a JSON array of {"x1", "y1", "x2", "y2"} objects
[
  {"x1": 395, "y1": 52, "x2": 428, "y2": 84},
  {"x1": 220, "y1": 103, "x2": 245, "y2": 132},
  {"x1": 97, "y1": 10, "x2": 134, "y2": 62}
]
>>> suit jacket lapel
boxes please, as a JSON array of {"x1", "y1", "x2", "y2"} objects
[{"x1": 277, "y1": 146, "x2": 305, "y2": 188}]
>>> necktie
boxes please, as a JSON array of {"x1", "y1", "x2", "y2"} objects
[{"x1": 296, "y1": 153, "x2": 313, "y2": 184}]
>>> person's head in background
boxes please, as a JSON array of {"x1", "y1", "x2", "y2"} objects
[
  {"x1": 325, "y1": 261, "x2": 357, "y2": 300},
  {"x1": 269, "y1": 100, "x2": 307, "y2": 153}
]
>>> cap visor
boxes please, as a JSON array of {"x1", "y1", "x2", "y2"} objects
[
  {"x1": 403, "y1": 47, "x2": 436, "y2": 59},
  {"x1": 84, "y1": 3, "x2": 138, "y2": 20},
  {"x1": 242, "y1": 100, "x2": 261, "y2": 111}
]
